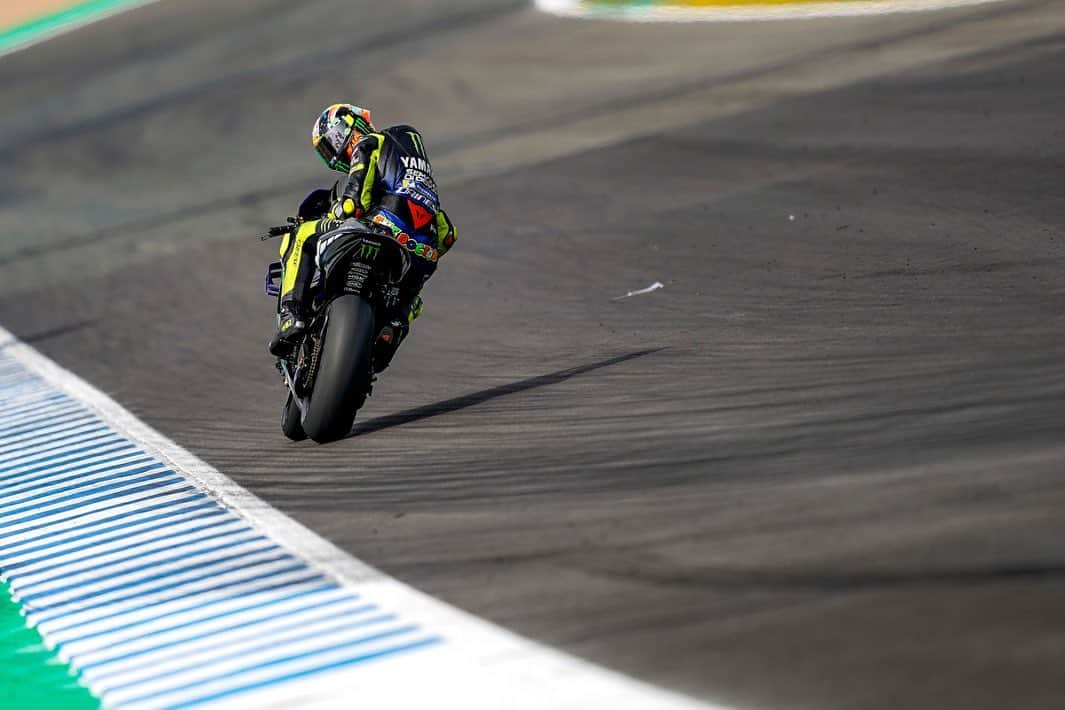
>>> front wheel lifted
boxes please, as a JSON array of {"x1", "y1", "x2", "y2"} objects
[
  {"x1": 301, "y1": 295, "x2": 374, "y2": 443},
  {"x1": 280, "y1": 391, "x2": 307, "y2": 441}
]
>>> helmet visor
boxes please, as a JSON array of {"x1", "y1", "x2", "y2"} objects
[{"x1": 315, "y1": 123, "x2": 352, "y2": 170}]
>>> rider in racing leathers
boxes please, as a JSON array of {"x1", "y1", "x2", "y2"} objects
[{"x1": 269, "y1": 104, "x2": 457, "y2": 371}]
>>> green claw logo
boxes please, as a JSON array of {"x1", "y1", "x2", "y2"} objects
[{"x1": 357, "y1": 242, "x2": 380, "y2": 261}]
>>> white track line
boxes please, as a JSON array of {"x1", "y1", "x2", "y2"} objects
[
  {"x1": 0, "y1": 323, "x2": 727, "y2": 709},
  {"x1": 536, "y1": 0, "x2": 1007, "y2": 22}
]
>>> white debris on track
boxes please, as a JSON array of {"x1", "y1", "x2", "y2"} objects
[{"x1": 613, "y1": 282, "x2": 665, "y2": 301}]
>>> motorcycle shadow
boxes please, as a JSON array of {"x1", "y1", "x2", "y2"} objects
[{"x1": 344, "y1": 348, "x2": 665, "y2": 440}]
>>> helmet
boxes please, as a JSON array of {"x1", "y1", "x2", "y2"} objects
[{"x1": 312, "y1": 104, "x2": 374, "y2": 172}]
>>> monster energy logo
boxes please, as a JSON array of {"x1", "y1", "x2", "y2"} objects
[
  {"x1": 407, "y1": 131, "x2": 426, "y2": 156},
  {"x1": 357, "y1": 242, "x2": 380, "y2": 261}
]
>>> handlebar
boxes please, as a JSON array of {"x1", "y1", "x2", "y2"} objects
[{"x1": 259, "y1": 217, "x2": 301, "y2": 241}]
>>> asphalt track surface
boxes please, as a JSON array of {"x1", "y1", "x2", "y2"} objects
[{"x1": 1, "y1": 1, "x2": 1064, "y2": 708}]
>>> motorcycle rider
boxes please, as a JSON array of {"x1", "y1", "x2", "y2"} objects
[{"x1": 269, "y1": 104, "x2": 457, "y2": 370}]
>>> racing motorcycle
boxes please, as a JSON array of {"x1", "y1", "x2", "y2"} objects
[{"x1": 262, "y1": 189, "x2": 411, "y2": 443}]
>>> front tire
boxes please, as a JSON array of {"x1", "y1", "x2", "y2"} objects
[
  {"x1": 281, "y1": 392, "x2": 307, "y2": 441},
  {"x1": 301, "y1": 295, "x2": 374, "y2": 443}
]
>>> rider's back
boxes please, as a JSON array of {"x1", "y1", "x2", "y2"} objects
[{"x1": 365, "y1": 125, "x2": 441, "y2": 237}]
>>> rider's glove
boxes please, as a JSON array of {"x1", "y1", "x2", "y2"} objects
[
  {"x1": 330, "y1": 198, "x2": 362, "y2": 221},
  {"x1": 317, "y1": 218, "x2": 345, "y2": 233}
]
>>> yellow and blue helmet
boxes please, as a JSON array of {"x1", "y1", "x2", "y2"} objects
[{"x1": 312, "y1": 104, "x2": 374, "y2": 172}]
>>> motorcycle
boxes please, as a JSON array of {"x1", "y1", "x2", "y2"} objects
[{"x1": 262, "y1": 189, "x2": 411, "y2": 443}]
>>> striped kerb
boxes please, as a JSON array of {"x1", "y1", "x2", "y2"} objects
[{"x1": 0, "y1": 354, "x2": 441, "y2": 709}]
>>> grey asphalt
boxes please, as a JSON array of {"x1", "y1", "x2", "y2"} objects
[{"x1": 2, "y1": 1, "x2": 1064, "y2": 709}]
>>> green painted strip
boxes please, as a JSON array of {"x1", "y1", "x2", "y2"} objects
[
  {"x1": 0, "y1": 584, "x2": 100, "y2": 709},
  {"x1": 0, "y1": 0, "x2": 153, "y2": 56}
]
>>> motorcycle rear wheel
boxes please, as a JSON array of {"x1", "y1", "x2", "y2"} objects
[{"x1": 301, "y1": 295, "x2": 374, "y2": 443}]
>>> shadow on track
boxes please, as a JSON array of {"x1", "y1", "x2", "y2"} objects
[
  {"x1": 581, "y1": 556, "x2": 1065, "y2": 591},
  {"x1": 347, "y1": 348, "x2": 665, "y2": 439}
]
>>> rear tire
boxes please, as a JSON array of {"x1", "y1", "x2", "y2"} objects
[
  {"x1": 281, "y1": 392, "x2": 307, "y2": 441},
  {"x1": 301, "y1": 295, "x2": 374, "y2": 443}
]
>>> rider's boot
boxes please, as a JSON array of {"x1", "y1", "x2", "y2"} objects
[
  {"x1": 269, "y1": 301, "x2": 307, "y2": 357},
  {"x1": 373, "y1": 318, "x2": 409, "y2": 373},
  {"x1": 373, "y1": 295, "x2": 422, "y2": 373}
]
